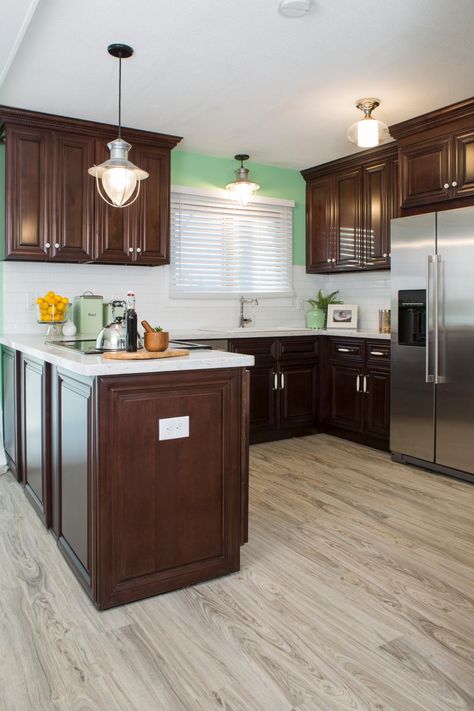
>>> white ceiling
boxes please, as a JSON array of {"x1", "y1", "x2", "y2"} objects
[{"x1": 1, "y1": 0, "x2": 474, "y2": 170}]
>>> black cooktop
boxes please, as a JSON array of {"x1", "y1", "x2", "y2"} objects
[{"x1": 47, "y1": 339, "x2": 212, "y2": 355}]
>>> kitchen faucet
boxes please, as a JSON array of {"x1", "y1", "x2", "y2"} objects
[{"x1": 239, "y1": 296, "x2": 259, "y2": 328}]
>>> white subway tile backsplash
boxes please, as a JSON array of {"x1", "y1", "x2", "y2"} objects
[{"x1": 3, "y1": 262, "x2": 390, "y2": 334}]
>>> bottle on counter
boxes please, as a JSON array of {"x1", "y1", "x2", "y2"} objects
[{"x1": 125, "y1": 291, "x2": 138, "y2": 352}]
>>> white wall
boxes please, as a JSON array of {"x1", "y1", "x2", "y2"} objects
[{"x1": 3, "y1": 261, "x2": 390, "y2": 335}]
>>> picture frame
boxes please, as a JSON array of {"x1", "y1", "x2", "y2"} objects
[{"x1": 327, "y1": 304, "x2": 358, "y2": 329}]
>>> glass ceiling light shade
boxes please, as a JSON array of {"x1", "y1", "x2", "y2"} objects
[
  {"x1": 88, "y1": 44, "x2": 149, "y2": 208},
  {"x1": 225, "y1": 154, "x2": 261, "y2": 207},
  {"x1": 347, "y1": 98, "x2": 389, "y2": 149}
]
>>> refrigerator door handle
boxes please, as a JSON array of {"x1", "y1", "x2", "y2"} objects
[
  {"x1": 434, "y1": 254, "x2": 443, "y2": 385},
  {"x1": 426, "y1": 255, "x2": 435, "y2": 383}
]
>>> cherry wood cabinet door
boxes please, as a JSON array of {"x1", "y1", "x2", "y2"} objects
[
  {"x1": 247, "y1": 364, "x2": 278, "y2": 435},
  {"x1": 133, "y1": 143, "x2": 170, "y2": 265},
  {"x1": 92, "y1": 138, "x2": 134, "y2": 264},
  {"x1": 279, "y1": 361, "x2": 318, "y2": 428},
  {"x1": 20, "y1": 355, "x2": 51, "y2": 526},
  {"x1": 306, "y1": 175, "x2": 333, "y2": 273},
  {"x1": 363, "y1": 159, "x2": 391, "y2": 269},
  {"x1": 1, "y1": 347, "x2": 21, "y2": 481},
  {"x1": 399, "y1": 136, "x2": 452, "y2": 208},
  {"x1": 96, "y1": 369, "x2": 242, "y2": 609},
  {"x1": 364, "y1": 367, "x2": 391, "y2": 440},
  {"x1": 453, "y1": 130, "x2": 474, "y2": 198},
  {"x1": 52, "y1": 133, "x2": 95, "y2": 262},
  {"x1": 326, "y1": 362, "x2": 363, "y2": 433},
  {"x1": 333, "y1": 167, "x2": 363, "y2": 271},
  {"x1": 5, "y1": 125, "x2": 52, "y2": 260}
]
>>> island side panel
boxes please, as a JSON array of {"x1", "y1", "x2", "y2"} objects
[{"x1": 96, "y1": 367, "x2": 244, "y2": 610}]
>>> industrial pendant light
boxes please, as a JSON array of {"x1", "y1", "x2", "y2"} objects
[
  {"x1": 347, "y1": 98, "x2": 389, "y2": 148},
  {"x1": 225, "y1": 154, "x2": 261, "y2": 207},
  {"x1": 88, "y1": 44, "x2": 148, "y2": 208}
]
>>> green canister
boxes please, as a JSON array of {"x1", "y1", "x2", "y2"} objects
[{"x1": 73, "y1": 291, "x2": 103, "y2": 337}]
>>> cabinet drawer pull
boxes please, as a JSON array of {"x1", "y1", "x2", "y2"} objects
[
  {"x1": 363, "y1": 375, "x2": 369, "y2": 394},
  {"x1": 356, "y1": 374, "x2": 360, "y2": 392},
  {"x1": 337, "y1": 347, "x2": 351, "y2": 353},
  {"x1": 370, "y1": 350, "x2": 385, "y2": 356}
]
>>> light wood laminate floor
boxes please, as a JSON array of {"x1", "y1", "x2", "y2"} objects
[{"x1": 1, "y1": 434, "x2": 474, "y2": 710}]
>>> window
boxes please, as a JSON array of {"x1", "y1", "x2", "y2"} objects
[{"x1": 170, "y1": 187, "x2": 294, "y2": 297}]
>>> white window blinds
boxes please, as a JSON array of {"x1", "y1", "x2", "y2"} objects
[{"x1": 170, "y1": 188, "x2": 293, "y2": 297}]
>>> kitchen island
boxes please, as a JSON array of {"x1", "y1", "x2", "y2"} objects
[{"x1": 1, "y1": 336, "x2": 253, "y2": 609}]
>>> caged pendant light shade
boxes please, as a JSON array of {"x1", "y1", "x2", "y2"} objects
[
  {"x1": 225, "y1": 154, "x2": 261, "y2": 207},
  {"x1": 88, "y1": 44, "x2": 149, "y2": 208}
]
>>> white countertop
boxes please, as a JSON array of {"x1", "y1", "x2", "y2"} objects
[
  {"x1": 172, "y1": 327, "x2": 391, "y2": 341},
  {"x1": 0, "y1": 335, "x2": 254, "y2": 377}
]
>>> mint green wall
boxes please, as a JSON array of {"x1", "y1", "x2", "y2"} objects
[
  {"x1": 0, "y1": 144, "x2": 4, "y2": 333},
  {"x1": 171, "y1": 150, "x2": 306, "y2": 266}
]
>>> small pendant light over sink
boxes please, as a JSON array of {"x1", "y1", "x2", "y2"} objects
[
  {"x1": 347, "y1": 98, "x2": 389, "y2": 149},
  {"x1": 88, "y1": 44, "x2": 149, "y2": 208},
  {"x1": 225, "y1": 154, "x2": 261, "y2": 207}
]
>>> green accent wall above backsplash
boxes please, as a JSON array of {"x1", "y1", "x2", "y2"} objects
[{"x1": 171, "y1": 150, "x2": 306, "y2": 266}]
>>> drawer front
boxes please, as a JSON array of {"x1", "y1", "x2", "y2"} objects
[
  {"x1": 366, "y1": 340, "x2": 391, "y2": 366},
  {"x1": 228, "y1": 338, "x2": 276, "y2": 363},
  {"x1": 329, "y1": 338, "x2": 364, "y2": 362},
  {"x1": 278, "y1": 337, "x2": 319, "y2": 361}
]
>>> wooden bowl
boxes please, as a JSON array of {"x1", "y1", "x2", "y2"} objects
[{"x1": 144, "y1": 331, "x2": 169, "y2": 352}]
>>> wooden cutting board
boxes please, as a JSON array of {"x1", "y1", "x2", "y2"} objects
[{"x1": 102, "y1": 349, "x2": 189, "y2": 360}]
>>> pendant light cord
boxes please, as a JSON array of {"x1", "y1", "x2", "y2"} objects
[{"x1": 118, "y1": 55, "x2": 122, "y2": 138}]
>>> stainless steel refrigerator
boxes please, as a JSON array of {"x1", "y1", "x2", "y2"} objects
[{"x1": 390, "y1": 205, "x2": 474, "y2": 483}]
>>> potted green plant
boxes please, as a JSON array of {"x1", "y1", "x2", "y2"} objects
[{"x1": 306, "y1": 289, "x2": 343, "y2": 329}]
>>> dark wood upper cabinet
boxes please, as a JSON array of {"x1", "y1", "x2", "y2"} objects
[
  {"x1": 454, "y1": 130, "x2": 474, "y2": 198},
  {"x1": 302, "y1": 144, "x2": 397, "y2": 273},
  {"x1": 333, "y1": 167, "x2": 362, "y2": 271},
  {"x1": 52, "y1": 132, "x2": 95, "y2": 261},
  {"x1": 133, "y1": 143, "x2": 170, "y2": 265},
  {"x1": 306, "y1": 175, "x2": 333, "y2": 273},
  {"x1": 363, "y1": 158, "x2": 392, "y2": 268},
  {"x1": 0, "y1": 106, "x2": 182, "y2": 265},
  {"x1": 390, "y1": 96, "x2": 474, "y2": 213},
  {"x1": 398, "y1": 136, "x2": 452, "y2": 208},
  {"x1": 5, "y1": 124, "x2": 52, "y2": 260}
]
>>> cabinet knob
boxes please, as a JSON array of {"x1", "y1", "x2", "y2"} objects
[
  {"x1": 443, "y1": 183, "x2": 450, "y2": 189},
  {"x1": 129, "y1": 247, "x2": 134, "y2": 253},
  {"x1": 327, "y1": 258, "x2": 331, "y2": 263},
  {"x1": 136, "y1": 247, "x2": 142, "y2": 253},
  {"x1": 54, "y1": 243, "x2": 60, "y2": 249},
  {"x1": 45, "y1": 242, "x2": 51, "y2": 249},
  {"x1": 451, "y1": 181, "x2": 457, "y2": 187},
  {"x1": 383, "y1": 253, "x2": 387, "y2": 258},
  {"x1": 331, "y1": 258, "x2": 336, "y2": 263}
]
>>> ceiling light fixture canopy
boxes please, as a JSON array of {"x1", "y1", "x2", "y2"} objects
[
  {"x1": 88, "y1": 43, "x2": 148, "y2": 208},
  {"x1": 225, "y1": 154, "x2": 261, "y2": 207},
  {"x1": 347, "y1": 98, "x2": 389, "y2": 149}
]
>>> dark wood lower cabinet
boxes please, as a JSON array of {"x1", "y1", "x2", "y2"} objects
[
  {"x1": 96, "y1": 369, "x2": 242, "y2": 609},
  {"x1": 279, "y1": 361, "x2": 318, "y2": 429},
  {"x1": 327, "y1": 362, "x2": 363, "y2": 433},
  {"x1": 1, "y1": 346, "x2": 21, "y2": 480},
  {"x1": 322, "y1": 338, "x2": 390, "y2": 450},
  {"x1": 51, "y1": 368, "x2": 95, "y2": 596},
  {"x1": 20, "y1": 355, "x2": 51, "y2": 525}
]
